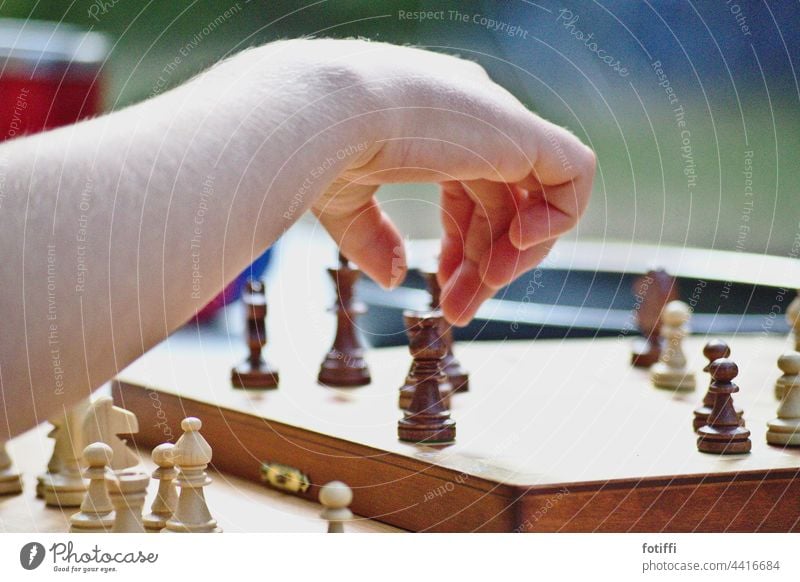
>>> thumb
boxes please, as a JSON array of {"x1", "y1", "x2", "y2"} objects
[{"x1": 313, "y1": 182, "x2": 407, "y2": 288}]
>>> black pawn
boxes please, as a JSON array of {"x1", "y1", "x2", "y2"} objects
[
  {"x1": 693, "y1": 340, "x2": 730, "y2": 431},
  {"x1": 697, "y1": 359, "x2": 751, "y2": 454}
]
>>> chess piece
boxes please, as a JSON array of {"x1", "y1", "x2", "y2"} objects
[
  {"x1": 0, "y1": 440, "x2": 23, "y2": 495},
  {"x1": 777, "y1": 294, "x2": 800, "y2": 399},
  {"x1": 697, "y1": 359, "x2": 751, "y2": 454},
  {"x1": 693, "y1": 340, "x2": 733, "y2": 431},
  {"x1": 767, "y1": 352, "x2": 800, "y2": 446},
  {"x1": 37, "y1": 417, "x2": 64, "y2": 498},
  {"x1": 42, "y1": 403, "x2": 89, "y2": 507},
  {"x1": 83, "y1": 396, "x2": 140, "y2": 472},
  {"x1": 398, "y1": 312, "x2": 456, "y2": 444},
  {"x1": 318, "y1": 253, "x2": 371, "y2": 387},
  {"x1": 231, "y1": 279, "x2": 279, "y2": 389},
  {"x1": 108, "y1": 471, "x2": 149, "y2": 533},
  {"x1": 788, "y1": 291, "x2": 800, "y2": 351},
  {"x1": 421, "y1": 269, "x2": 469, "y2": 392},
  {"x1": 650, "y1": 300, "x2": 696, "y2": 391},
  {"x1": 163, "y1": 418, "x2": 222, "y2": 533},
  {"x1": 69, "y1": 443, "x2": 115, "y2": 533},
  {"x1": 631, "y1": 270, "x2": 679, "y2": 367},
  {"x1": 319, "y1": 481, "x2": 353, "y2": 533},
  {"x1": 399, "y1": 310, "x2": 454, "y2": 410},
  {"x1": 142, "y1": 443, "x2": 178, "y2": 532}
]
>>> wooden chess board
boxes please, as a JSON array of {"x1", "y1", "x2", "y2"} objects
[{"x1": 113, "y1": 331, "x2": 800, "y2": 533}]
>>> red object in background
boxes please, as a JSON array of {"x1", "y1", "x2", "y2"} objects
[
  {"x1": 0, "y1": 19, "x2": 108, "y2": 141},
  {"x1": 0, "y1": 19, "x2": 271, "y2": 322}
]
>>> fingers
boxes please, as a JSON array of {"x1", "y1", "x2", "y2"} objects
[
  {"x1": 314, "y1": 184, "x2": 406, "y2": 289},
  {"x1": 439, "y1": 182, "x2": 473, "y2": 289},
  {"x1": 439, "y1": 259, "x2": 497, "y2": 326},
  {"x1": 509, "y1": 120, "x2": 596, "y2": 250},
  {"x1": 460, "y1": 180, "x2": 522, "y2": 263},
  {"x1": 438, "y1": 180, "x2": 553, "y2": 325},
  {"x1": 479, "y1": 236, "x2": 554, "y2": 289},
  {"x1": 439, "y1": 234, "x2": 554, "y2": 325},
  {"x1": 509, "y1": 174, "x2": 592, "y2": 250}
]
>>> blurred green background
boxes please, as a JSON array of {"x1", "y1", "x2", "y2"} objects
[{"x1": 2, "y1": 0, "x2": 797, "y2": 256}]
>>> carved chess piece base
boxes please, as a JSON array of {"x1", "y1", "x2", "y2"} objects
[
  {"x1": 696, "y1": 425, "x2": 752, "y2": 454},
  {"x1": 318, "y1": 350, "x2": 371, "y2": 387},
  {"x1": 231, "y1": 358, "x2": 279, "y2": 389},
  {"x1": 398, "y1": 415, "x2": 456, "y2": 444},
  {"x1": 70, "y1": 511, "x2": 115, "y2": 533},
  {"x1": 766, "y1": 419, "x2": 800, "y2": 446},
  {"x1": 0, "y1": 471, "x2": 22, "y2": 495},
  {"x1": 0, "y1": 477, "x2": 22, "y2": 495},
  {"x1": 650, "y1": 363, "x2": 696, "y2": 391},
  {"x1": 42, "y1": 473, "x2": 87, "y2": 507}
]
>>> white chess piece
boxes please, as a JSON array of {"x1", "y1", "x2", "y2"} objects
[
  {"x1": 320, "y1": 481, "x2": 353, "y2": 533},
  {"x1": 142, "y1": 443, "x2": 178, "y2": 532},
  {"x1": 767, "y1": 352, "x2": 800, "y2": 446},
  {"x1": 83, "y1": 396, "x2": 140, "y2": 472},
  {"x1": 777, "y1": 295, "x2": 800, "y2": 401},
  {"x1": 42, "y1": 403, "x2": 90, "y2": 507},
  {"x1": 70, "y1": 443, "x2": 115, "y2": 533},
  {"x1": 109, "y1": 471, "x2": 149, "y2": 533},
  {"x1": 787, "y1": 292, "x2": 800, "y2": 351},
  {"x1": 37, "y1": 418, "x2": 64, "y2": 498},
  {"x1": 0, "y1": 440, "x2": 23, "y2": 495},
  {"x1": 650, "y1": 300, "x2": 696, "y2": 391},
  {"x1": 163, "y1": 418, "x2": 221, "y2": 533}
]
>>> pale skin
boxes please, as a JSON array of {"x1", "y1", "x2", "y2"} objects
[{"x1": 0, "y1": 39, "x2": 595, "y2": 439}]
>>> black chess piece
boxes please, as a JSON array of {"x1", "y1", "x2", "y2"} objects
[
  {"x1": 631, "y1": 269, "x2": 679, "y2": 367},
  {"x1": 231, "y1": 279, "x2": 279, "y2": 389},
  {"x1": 398, "y1": 311, "x2": 456, "y2": 444},
  {"x1": 420, "y1": 269, "x2": 469, "y2": 393},
  {"x1": 696, "y1": 358, "x2": 751, "y2": 454},
  {"x1": 318, "y1": 253, "x2": 371, "y2": 387},
  {"x1": 693, "y1": 340, "x2": 730, "y2": 431}
]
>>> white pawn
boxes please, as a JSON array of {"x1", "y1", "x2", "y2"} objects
[
  {"x1": 142, "y1": 444, "x2": 178, "y2": 532},
  {"x1": 650, "y1": 300, "x2": 696, "y2": 391},
  {"x1": 163, "y1": 418, "x2": 221, "y2": 533},
  {"x1": 108, "y1": 471, "x2": 149, "y2": 533},
  {"x1": 320, "y1": 481, "x2": 353, "y2": 533},
  {"x1": 70, "y1": 443, "x2": 115, "y2": 533},
  {"x1": 0, "y1": 440, "x2": 23, "y2": 495},
  {"x1": 767, "y1": 352, "x2": 800, "y2": 446}
]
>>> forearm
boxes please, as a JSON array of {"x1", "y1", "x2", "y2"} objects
[{"x1": 0, "y1": 41, "x2": 374, "y2": 437}]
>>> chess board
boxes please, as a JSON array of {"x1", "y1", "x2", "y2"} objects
[{"x1": 113, "y1": 331, "x2": 800, "y2": 533}]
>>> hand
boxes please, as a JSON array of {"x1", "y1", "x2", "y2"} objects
[{"x1": 307, "y1": 40, "x2": 595, "y2": 325}]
